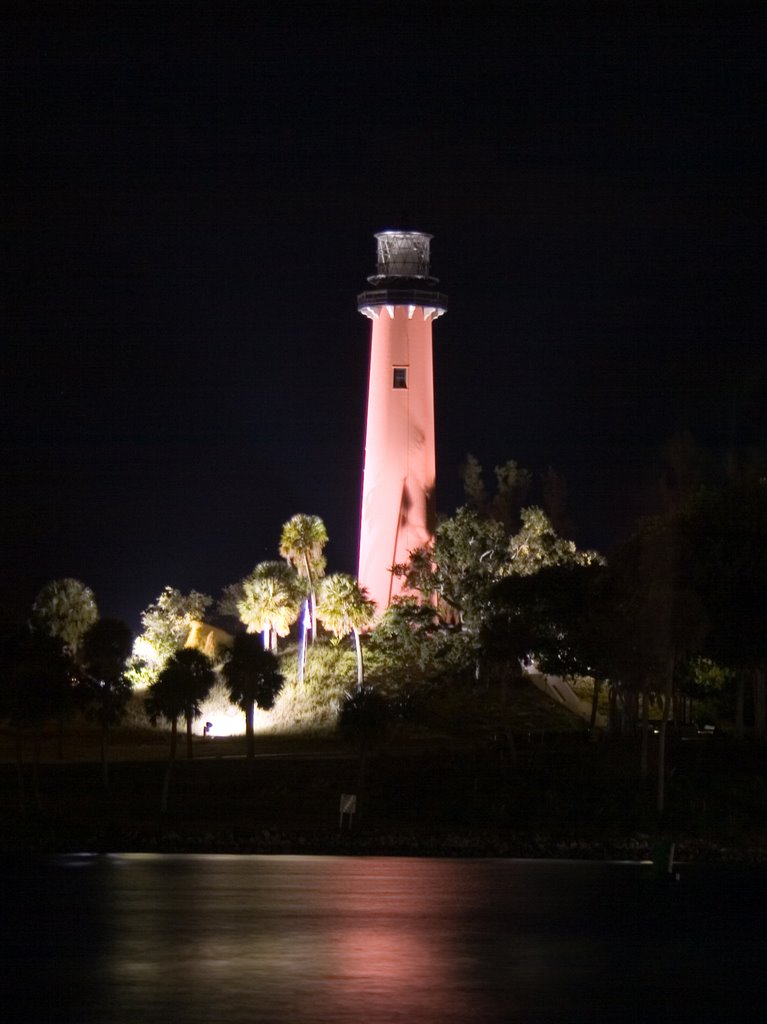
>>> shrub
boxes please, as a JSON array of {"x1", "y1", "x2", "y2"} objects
[{"x1": 269, "y1": 641, "x2": 356, "y2": 734}]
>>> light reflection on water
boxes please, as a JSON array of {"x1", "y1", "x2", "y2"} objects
[
  {"x1": 4, "y1": 854, "x2": 766, "y2": 1023},
  {"x1": 101, "y1": 856, "x2": 497, "y2": 1023}
]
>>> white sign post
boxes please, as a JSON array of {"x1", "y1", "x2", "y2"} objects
[{"x1": 339, "y1": 793, "x2": 357, "y2": 831}]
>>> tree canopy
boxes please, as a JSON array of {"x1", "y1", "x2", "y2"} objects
[
  {"x1": 279, "y1": 514, "x2": 328, "y2": 584},
  {"x1": 129, "y1": 586, "x2": 212, "y2": 686},
  {"x1": 80, "y1": 618, "x2": 134, "y2": 727},
  {"x1": 317, "y1": 573, "x2": 375, "y2": 686},
  {"x1": 80, "y1": 618, "x2": 134, "y2": 787},
  {"x1": 31, "y1": 578, "x2": 98, "y2": 654},
  {"x1": 237, "y1": 561, "x2": 305, "y2": 651},
  {"x1": 279, "y1": 513, "x2": 328, "y2": 644},
  {"x1": 401, "y1": 504, "x2": 601, "y2": 630}
]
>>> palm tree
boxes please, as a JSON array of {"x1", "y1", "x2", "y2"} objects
[
  {"x1": 221, "y1": 634, "x2": 284, "y2": 758},
  {"x1": 317, "y1": 573, "x2": 375, "y2": 687},
  {"x1": 145, "y1": 648, "x2": 216, "y2": 813},
  {"x1": 80, "y1": 618, "x2": 133, "y2": 792},
  {"x1": 146, "y1": 648, "x2": 215, "y2": 759},
  {"x1": 237, "y1": 561, "x2": 305, "y2": 652},
  {"x1": 279, "y1": 514, "x2": 328, "y2": 644}
]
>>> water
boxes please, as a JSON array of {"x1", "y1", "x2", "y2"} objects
[{"x1": 3, "y1": 855, "x2": 766, "y2": 1023}]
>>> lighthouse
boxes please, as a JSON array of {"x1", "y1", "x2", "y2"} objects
[{"x1": 357, "y1": 230, "x2": 448, "y2": 613}]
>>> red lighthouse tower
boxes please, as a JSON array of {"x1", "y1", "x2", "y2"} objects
[{"x1": 357, "y1": 230, "x2": 448, "y2": 613}]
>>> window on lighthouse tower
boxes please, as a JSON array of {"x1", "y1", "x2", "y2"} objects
[{"x1": 393, "y1": 367, "x2": 408, "y2": 389}]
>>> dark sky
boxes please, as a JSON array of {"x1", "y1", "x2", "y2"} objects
[{"x1": 2, "y1": 2, "x2": 765, "y2": 628}]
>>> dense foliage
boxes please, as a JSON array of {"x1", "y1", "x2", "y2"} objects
[
  {"x1": 31, "y1": 578, "x2": 98, "y2": 655},
  {"x1": 128, "y1": 586, "x2": 212, "y2": 687}
]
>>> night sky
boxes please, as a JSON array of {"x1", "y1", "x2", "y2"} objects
[{"x1": 3, "y1": 2, "x2": 765, "y2": 628}]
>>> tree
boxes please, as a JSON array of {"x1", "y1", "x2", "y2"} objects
[
  {"x1": 221, "y1": 634, "x2": 284, "y2": 758},
  {"x1": 460, "y1": 455, "x2": 531, "y2": 531},
  {"x1": 505, "y1": 507, "x2": 601, "y2": 577},
  {"x1": 317, "y1": 574, "x2": 375, "y2": 687},
  {"x1": 31, "y1": 578, "x2": 98, "y2": 654},
  {"x1": 0, "y1": 625, "x2": 73, "y2": 812},
  {"x1": 609, "y1": 516, "x2": 707, "y2": 812},
  {"x1": 80, "y1": 618, "x2": 133, "y2": 791},
  {"x1": 403, "y1": 505, "x2": 601, "y2": 631},
  {"x1": 491, "y1": 459, "x2": 532, "y2": 531},
  {"x1": 404, "y1": 505, "x2": 604, "y2": 768},
  {"x1": 681, "y1": 480, "x2": 767, "y2": 737},
  {"x1": 364, "y1": 599, "x2": 478, "y2": 714},
  {"x1": 128, "y1": 586, "x2": 212, "y2": 687},
  {"x1": 460, "y1": 453, "x2": 488, "y2": 510},
  {"x1": 370, "y1": 598, "x2": 454, "y2": 676},
  {"x1": 483, "y1": 561, "x2": 614, "y2": 757},
  {"x1": 399, "y1": 506, "x2": 508, "y2": 625},
  {"x1": 146, "y1": 648, "x2": 215, "y2": 760},
  {"x1": 236, "y1": 561, "x2": 305, "y2": 652},
  {"x1": 279, "y1": 514, "x2": 328, "y2": 644},
  {"x1": 145, "y1": 648, "x2": 215, "y2": 813},
  {"x1": 31, "y1": 577, "x2": 98, "y2": 757},
  {"x1": 675, "y1": 656, "x2": 732, "y2": 728}
]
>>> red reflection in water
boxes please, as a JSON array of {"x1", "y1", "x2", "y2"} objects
[
  {"x1": 294, "y1": 859, "x2": 493, "y2": 1022},
  {"x1": 103, "y1": 856, "x2": 502, "y2": 1023}
]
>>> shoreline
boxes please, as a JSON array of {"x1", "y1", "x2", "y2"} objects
[{"x1": 3, "y1": 824, "x2": 767, "y2": 863}]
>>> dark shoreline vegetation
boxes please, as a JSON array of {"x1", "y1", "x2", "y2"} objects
[{"x1": 3, "y1": 682, "x2": 767, "y2": 862}]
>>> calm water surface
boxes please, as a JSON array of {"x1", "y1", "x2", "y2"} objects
[{"x1": 3, "y1": 854, "x2": 766, "y2": 1023}]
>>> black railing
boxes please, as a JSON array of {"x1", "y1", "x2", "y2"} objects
[{"x1": 357, "y1": 289, "x2": 448, "y2": 311}]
